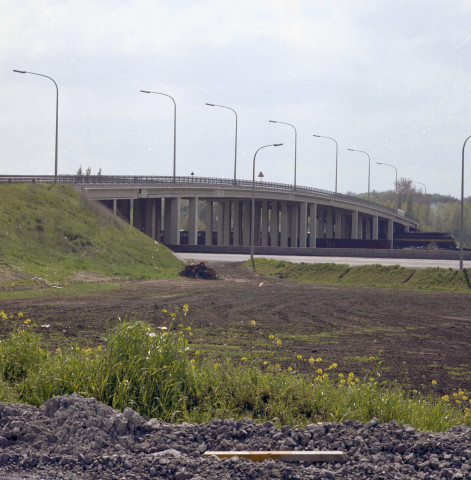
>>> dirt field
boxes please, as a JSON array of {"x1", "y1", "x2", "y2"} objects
[{"x1": 2, "y1": 261, "x2": 471, "y2": 396}]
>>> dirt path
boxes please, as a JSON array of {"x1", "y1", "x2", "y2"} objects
[{"x1": 2, "y1": 261, "x2": 471, "y2": 396}]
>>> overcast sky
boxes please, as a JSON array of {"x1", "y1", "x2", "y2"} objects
[{"x1": 2, "y1": 0, "x2": 471, "y2": 197}]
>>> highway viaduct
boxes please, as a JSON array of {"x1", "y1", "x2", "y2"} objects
[{"x1": 1, "y1": 175, "x2": 419, "y2": 252}]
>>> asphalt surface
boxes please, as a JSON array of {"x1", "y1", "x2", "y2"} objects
[{"x1": 175, "y1": 252, "x2": 471, "y2": 269}]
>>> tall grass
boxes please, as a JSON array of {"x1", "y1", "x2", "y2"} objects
[{"x1": 0, "y1": 309, "x2": 470, "y2": 431}]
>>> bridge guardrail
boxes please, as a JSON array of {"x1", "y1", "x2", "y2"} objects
[{"x1": 0, "y1": 174, "x2": 419, "y2": 224}]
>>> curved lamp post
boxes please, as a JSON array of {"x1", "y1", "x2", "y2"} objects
[
  {"x1": 269, "y1": 120, "x2": 297, "y2": 190},
  {"x1": 376, "y1": 162, "x2": 398, "y2": 192},
  {"x1": 460, "y1": 136, "x2": 471, "y2": 270},
  {"x1": 141, "y1": 90, "x2": 176, "y2": 182},
  {"x1": 411, "y1": 181, "x2": 427, "y2": 195},
  {"x1": 313, "y1": 134, "x2": 338, "y2": 193},
  {"x1": 347, "y1": 148, "x2": 371, "y2": 202},
  {"x1": 206, "y1": 103, "x2": 238, "y2": 184},
  {"x1": 251, "y1": 143, "x2": 283, "y2": 269},
  {"x1": 13, "y1": 69, "x2": 59, "y2": 183}
]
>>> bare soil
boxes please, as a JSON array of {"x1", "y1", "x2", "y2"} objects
[{"x1": 2, "y1": 261, "x2": 471, "y2": 396}]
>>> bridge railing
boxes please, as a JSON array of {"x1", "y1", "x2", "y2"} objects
[{"x1": 0, "y1": 174, "x2": 418, "y2": 223}]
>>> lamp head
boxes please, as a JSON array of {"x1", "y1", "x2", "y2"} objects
[
  {"x1": 313, "y1": 134, "x2": 320, "y2": 137},
  {"x1": 347, "y1": 148, "x2": 355, "y2": 151},
  {"x1": 140, "y1": 90, "x2": 151, "y2": 93},
  {"x1": 205, "y1": 103, "x2": 215, "y2": 106},
  {"x1": 13, "y1": 69, "x2": 26, "y2": 74},
  {"x1": 269, "y1": 120, "x2": 277, "y2": 123},
  {"x1": 274, "y1": 143, "x2": 283, "y2": 147}
]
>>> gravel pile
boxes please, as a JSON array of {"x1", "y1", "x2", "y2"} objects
[{"x1": 0, "y1": 394, "x2": 470, "y2": 479}]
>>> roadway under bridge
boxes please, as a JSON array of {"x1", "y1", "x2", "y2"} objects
[{"x1": 1, "y1": 175, "x2": 419, "y2": 253}]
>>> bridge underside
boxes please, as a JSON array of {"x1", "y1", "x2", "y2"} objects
[{"x1": 100, "y1": 197, "x2": 400, "y2": 250}]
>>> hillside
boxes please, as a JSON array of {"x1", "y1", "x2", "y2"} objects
[{"x1": 0, "y1": 184, "x2": 183, "y2": 288}]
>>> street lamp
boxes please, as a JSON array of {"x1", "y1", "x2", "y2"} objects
[
  {"x1": 251, "y1": 143, "x2": 283, "y2": 269},
  {"x1": 313, "y1": 134, "x2": 338, "y2": 193},
  {"x1": 460, "y1": 136, "x2": 471, "y2": 270},
  {"x1": 13, "y1": 69, "x2": 59, "y2": 183},
  {"x1": 206, "y1": 103, "x2": 238, "y2": 184},
  {"x1": 269, "y1": 120, "x2": 297, "y2": 190},
  {"x1": 411, "y1": 181, "x2": 427, "y2": 196},
  {"x1": 141, "y1": 90, "x2": 177, "y2": 182},
  {"x1": 347, "y1": 148, "x2": 371, "y2": 201},
  {"x1": 376, "y1": 162, "x2": 398, "y2": 192}
]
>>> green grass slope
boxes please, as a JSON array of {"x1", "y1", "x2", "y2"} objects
[
  {"x1": 0, "y1": 184, "x2": 183, "y2": 287},
  {"x1": 253, "y1": 259, "x2": 471, "y2": 292}
]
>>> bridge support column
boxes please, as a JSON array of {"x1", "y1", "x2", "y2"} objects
[
  {"x1": 352, "y1": 210, "x2": 359, "y2": 239},
  {"x1": 188, "y1": 197, "x2": 199, "y2": 245},
  {"x1": 335, "y1": 211, "x2": 342, "y2": 239},
  {"x1": 164, "y1": 197, "x2": 180, "y2": 245},
  {"x1": 205, "y1": 200, "x2": 213, "y2": 246},
  {"x1": 299, "y1": 202, "x2": 307, "y2": 248},
  {"x1": 290, "y1": 205, "x2": 299, "y2": 247},
  {"x1": 326, "y1": 210, "x2": 333, "y2": 239},
  {"x1": 364, "y1": 218, "x2": 371, "y2": 240},
  {"x1": 261, "y1": 201, "x2": 269, "y2": 247},
  {"x1": 242, "y1": 200, "x2": 251, "y2": 246},
  {"x1": 388, "y1": 219, "x2": 394, "y2": 249},
  {"x1": 359, "y1": 216, "x2": 364, "y2": 239},
  {"x1": 372, "y1": 216, "x2": 379, "y2": 240},
  {"x1": 145, "y1": 199, "x2": 154, "y2": 239},
  {"x1": 233, "y1": 201, "x2": 241, "y2": 246},
  {"x1": 129, "y1": 199, "x2": 134, "y2": 227},
  {"x1": 271, "y1": 202, "x2": 279, "y2": 246},
  {"x1": 223, "y1": 201, "x2": 231, "y2": 245},
  {"x1": 280, "y1": 201, "x2": 289, "y2": 247},
  {"x1": 113, "y1": 199, "x2": 117, "y2": 215},
  {"x1": 309, "y1": 203, "x2": 317, "y2": 247},
  {"x1": 217, "y1": 201, "x2": 224, "y2": 246},
  {"x1": 155, "y1": 198, "x2": 162, "y2": 241},
  {"x1": 254, "y1": 202, "x2": 261, "y2": 246}
]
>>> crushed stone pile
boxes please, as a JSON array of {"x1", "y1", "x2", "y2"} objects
[{"x1": 0, "y1": 394, "x2": 470, "y2": 479}]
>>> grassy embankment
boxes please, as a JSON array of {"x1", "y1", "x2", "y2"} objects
[
  {"x1": 252, "y1": 259, "x2": 471, "y2": 292},
  {"x1": 0, "y1": 309, "x2": 469, "y2": 432},
  {"x1": 0, "y1": 183, "x2": 183, "y2": 292}
]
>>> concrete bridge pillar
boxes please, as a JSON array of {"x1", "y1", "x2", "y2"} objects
[
  {"x1": 388, "y1": 219, "x2": 394, "y2": 249},
  {"x1": 290, "y1": 205, "x2": 299, "y2": 247},
  {"x1": 217, "y1": 201, "x2": 224, "y2": 246},
  {"x1": 129, "y1": 199, "x2": 134, "y2": 227},
  {"x1": 335, "y1": 211, "x2": 342, "y2": 239},
  {"x1": 233, "y1": 200, "x2": 241, "y2": 246},
  {"x1": 145, "y1": 199, "x2": 154, "y2": 239},
  {"x1": 113, "y1": 199, "x2": 117, "y2": 216},
  {"x1": 299, "y1": 202, "x2": 307, "y2": 248},
  {"x1": 164, "y1": 197, "x2": 180, "y2": 245},
  {"x1": 352, "y1": 210, "x2": 359, "y2": 240},
  {"x1": 326, "y1": 209, "x2": 333, "y2": 239},
  {"x1": 254, "y1": 201, "x2": 261, "y2": 246},
  {"x1": 340, "y1": 213, "x2": 347, "y2": 239},
  {"x1": 366, "y1": 218, "x2": 372, "y2": 240},
  {"x1": 280, "y1": 201, "x2": 289, "y2": 247},
  {"x1": 223, "y1": 201, "x2": 231, "y2": 245},
  {"x1": 308, "y1": 203, "x2": 317, "y2": 247},
  {"x1": 261, "y1": 201, "x2": 269, "y2": 247},
  {"x1": 205, "y1": 200, "x2": 213, "y2": 246},
  {"x1": 188, "y1": 197, "x2": 199, "y2": 245},
  {"x1": 372, "y1": 216, "x2": 379, "y2": 240},
  {"x1": 271, "y1": 202, "x2": 279, "y2": 246},
  {"x1": 242, "y1": 200, "x2": 251, "y2": 246}
]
